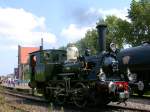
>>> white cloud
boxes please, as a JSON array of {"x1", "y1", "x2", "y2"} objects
[
  {"x1": 0, "y1": 7, "x2": 56, "y2": 49},
  {"x1": 88, "y1": 7, "x2": 129, "y2": 21},
  {"x1": 61, "y1": 7, "x2": 129, "y2": 43},
  {"x1": 61, "y1": 24, "x2": 92, "y2": 43}
]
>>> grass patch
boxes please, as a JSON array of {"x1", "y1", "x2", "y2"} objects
[
  {"x1": 132, "y1": 91, "x2": 150, "y2": 97},
  {"x1": 143, "y1": 91, "x2": 150, "y2": 97}
]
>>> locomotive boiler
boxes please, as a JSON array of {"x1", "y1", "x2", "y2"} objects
[
  {"x1": 28, "y1": 24, "x2": 129, "y2": 108},
  {"x1": 118, "y1": 42, "x2": 150, "y2": 96}
]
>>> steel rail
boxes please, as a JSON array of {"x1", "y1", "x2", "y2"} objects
[
  {"x1": 1, "y1": 85, "x2": 150, "y2": 112},
  {"x1": 108, "y1": 104, "x2": 150, "y2": 112}
]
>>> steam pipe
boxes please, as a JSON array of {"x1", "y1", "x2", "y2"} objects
[{"x1": 96, "y1": 24, "x2": 107, "y2": 53}]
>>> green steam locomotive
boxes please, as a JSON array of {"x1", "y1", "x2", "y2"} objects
[{"x1": 28, "y1": 25, "x2": 129, "y2": 108}]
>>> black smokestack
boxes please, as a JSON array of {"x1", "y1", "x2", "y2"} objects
[{"x1": 96, "y1": 24, "x2": 107, "y2": 52}]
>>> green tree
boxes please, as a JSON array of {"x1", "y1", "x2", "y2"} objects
[
  {"x1": 74, "y1": 16, "x2": 126, "y2": 54},
  {"x1": 59, "y1": 46, "x2": 67, "y2": 50},
  {"x1": 76, "y1": 29, "x2": 98, "y2": 55},
  {"x1": 127, "y1": 0, "x2": 150, "y2": 46},
  {"x1": 104, "y1": 16, "x2": 126, "y2": 48},
  {"x1": 95, "y1": 16, "x2": 126, "y2": 50}
]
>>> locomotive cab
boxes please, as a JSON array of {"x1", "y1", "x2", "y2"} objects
[{"x1": 29, "y1": 50, "x2": 67, "y2": 89}]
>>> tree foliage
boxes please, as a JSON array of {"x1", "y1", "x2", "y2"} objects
[
  {"x1": 75, "y1": 16, "x2": 125, "y2": 55},
  {"x1": 75, "y1": 29, "x2": 98, "y2": 55},
  {"x1": 104, "y1": 16, "x2": 125, "y2": 48},
  {"x1": 126, "y1": 0, "x2": 150, "y2": 46}
]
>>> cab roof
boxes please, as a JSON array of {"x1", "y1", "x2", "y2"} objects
[{"x1": 29, "y1": 49, "x2": 66, "y2": 55}]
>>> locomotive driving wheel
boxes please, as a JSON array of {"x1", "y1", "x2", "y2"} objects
[
  {"x1": 73, "y1": 82, "x2": 87, "y2": 108},
  {"x1": 54, "y1": 83, "x2": 65, "y2": 105}
]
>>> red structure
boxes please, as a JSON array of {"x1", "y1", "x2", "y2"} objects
[{"x1": 18, "y1": 45, "x2": 39, "y2": 80}]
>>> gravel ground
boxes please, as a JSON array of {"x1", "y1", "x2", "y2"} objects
[
  {"x1": 1, "y1": 92, "x2": 150, "y2": 112},
  {"x1": 109, "y1": 96, "x2": 150, "y2": 111}
]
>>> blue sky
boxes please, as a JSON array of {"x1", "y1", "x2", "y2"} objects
[{"x1": 0, "y1": 0, "x2": 131, "y2": 75}]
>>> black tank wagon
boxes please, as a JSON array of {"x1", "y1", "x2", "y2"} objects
[{"x1": 118, "y1": 42, "x2": 150, "y2": 96}]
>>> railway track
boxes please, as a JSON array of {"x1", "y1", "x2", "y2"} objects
[
  {"x1": 1, "y1": 86, "x2": 150, "y2": 112},
  {"x1": 4, "y1": 89, "x2": 47, "y2": 102},
  {"x1": 7, "y1": 104, "x2": 30, "y2": 112},
  {"x1": 108, "y1": 103, "x2": 150, "y2": 112}
]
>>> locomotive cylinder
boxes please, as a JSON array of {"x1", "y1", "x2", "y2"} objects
[{"x1": 96, "y1": 24, "x2": 107, "y2": 52}]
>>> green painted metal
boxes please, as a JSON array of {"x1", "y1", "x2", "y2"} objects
[{"x1": 29, "y1": 49, "x2": 67, "y2": 84}]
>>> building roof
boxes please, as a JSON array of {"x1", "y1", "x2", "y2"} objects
[{"x1": 19, "y1": 46, "x2": 39, "y2": 64}]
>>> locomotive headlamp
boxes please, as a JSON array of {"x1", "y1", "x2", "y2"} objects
[
  {"x1": 118, "y1": 83, "x2": 123, "y2": 89},
  {"x1": 108, "y1": 81, "x2": 116, "y2": 93},
  {"x1": 110, "y1": 43, "x2": 116, "y2": 52}
]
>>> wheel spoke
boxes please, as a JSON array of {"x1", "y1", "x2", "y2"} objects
[
  {"x1": 55, "y1": 83, "x2": 65, "y2": 105},
  {"x1": 73, "y1": 83, "x2": 87, "y2": 108}
]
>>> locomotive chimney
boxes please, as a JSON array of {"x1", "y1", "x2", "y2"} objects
[{"x1": 96, "y1": 24, "x2": 107, "y2": 53}]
